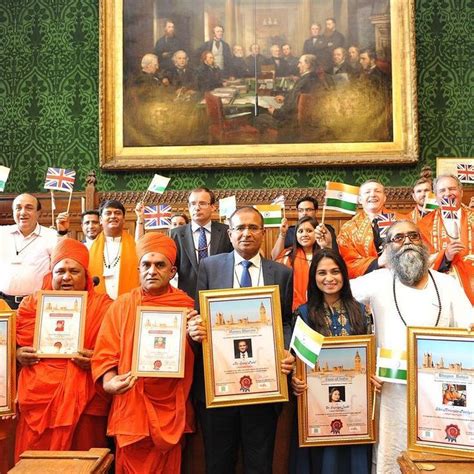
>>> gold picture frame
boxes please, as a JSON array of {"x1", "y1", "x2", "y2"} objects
[
  {"x1": 0, "y1": 310, "x2": 16, "y2": 416},
  {"x1": 33, "y1": 291, "x2": 87, "y2": 358},
  {"x1": 199, "y1": 286, "x2": 289, "y2": 408},
  {"x1": 407, "y1": 327, "x2": 474, "y2": 458},
  {"x1": 131, "y1": 306, "x2": 187, "y2": 378},
  {"x1": 100, "y1": 0, "x2": 418, "y2": 169},
  {"x1": 297, "y1": 334, "x2": 376, "y2": 447}
]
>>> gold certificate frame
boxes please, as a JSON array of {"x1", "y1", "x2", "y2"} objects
[
  {"x1": 131, "y1": 306, "x2": 187, "y2": 378},
  {"x1": 407, "y1": 327, "x2": 474, "y2": 458},
  {"x1": 0, "y1": 311, "x2": 16, "y2": 416},
  {"x1": 298, "y1": 334, "x2": 376, "y2": 447},
  {"x1": 100, "y1": 0, "x2": 418, "y2": 169},
  {"x1": 33, "y1": 291, "x2": 87, "y2": 358},
  {"x1": 200, "y1": 286, "x2": 289, "y2": 408}
]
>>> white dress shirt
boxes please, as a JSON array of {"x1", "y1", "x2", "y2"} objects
[
  {"x1": 232, "y1": 251, "x2": 264, "y2": 288},
  {"x1": 0, "y1": 224, "x2": 58, "y2": 295},
  {"x1": 103, "y1": 235, "x2": 122, "y2": 300}
]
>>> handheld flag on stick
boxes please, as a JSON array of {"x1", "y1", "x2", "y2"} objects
[
  {"x1": 44, "y1": 168, "x2": 76, "y2": 192},
  {"x1": 219, "y1": 195, "x2": 237, "y2": 219},
  {"x1": 376, "y1": 348, "x2": 407, "y2": 384},
  {"x1": 253, "y1": 204, "x2": 282, "y2": 227},
  {"x1": 375, "y1": 212, "x2": 397, "y2": 238},
  {"x1": 0, "y1": 166, "x2": 11, "y2": 192},
  {"x1": 290, "y1": 316, "x2": 324, "y2": 368},
  {"x1": 323, "y1": 181, "x2": 359, "y2": 223},
  {"x1": 142, "y1": 174, "x2": 171, "y2": 206},
  {"x1": 456, "y1": 163, "x2": 474, "y2": 184},
  {"x1": 422, "y1": 192, "x2": 439, "y2": 213},
  {"x1": 440, "y1": 197, "x2": 457, "y2": 219},
  {"x1": 272, "y1": 194, "x2": 286, "y2": 218},
  {"x1": 144, "y1": 205, "x2": 172, "y2": 230}
]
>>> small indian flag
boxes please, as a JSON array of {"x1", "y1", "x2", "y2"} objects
[
  {"x1": 219, "y1": 195, "x2": 237, "y2": 218},
  {"x1": 290, "y1": 316, "x2": 324, "y2": 368},
  {"x1": 253, "y1": 204, "x2": 282, "y2": 227},
  {"x1": 376, "y1": 347, "x2": 407, "y2": 384},
  {"x1": 147, "y1": 174, "x2": 170, "y2": 194},
  {"x1": 324, "y1": 181, "x2": 360, "y2": 215},
  {"x1": 0, "y1": 165, "x2": 11, "y2": 192},
  {"x1": 424, "y1": 192, "x2": 439, "y2": 212}
]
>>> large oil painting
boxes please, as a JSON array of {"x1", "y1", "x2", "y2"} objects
[{"x1": 100, "y1": 0, "x2": 418, "y2": 169}]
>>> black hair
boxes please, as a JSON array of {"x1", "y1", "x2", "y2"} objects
[
  {"x1": 296, "y1": 195, "x2": 318, "y2": 211},
  {"x1": 189, "y1": 187, "x2": 216, "y2": 205},
  {"x1": 98, "y1": 199, "x2": 125, "y2": 216},
  {"x1": 81, "y1": 210, "x2": 100, "y2": 222},
  {"x1": 228, "y1": 206, "x2": 264, "y2": 228},
  {"x1": 288, "y1": 216, "x2": 320, "y2": 266}
]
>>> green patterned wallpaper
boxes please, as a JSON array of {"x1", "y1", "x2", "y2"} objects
[{"x1": 0, "y1": 0, "x2": 472, "y2": 193}]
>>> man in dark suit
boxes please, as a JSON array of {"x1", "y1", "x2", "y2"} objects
[
  {"x1": 164, "y1": 50, "x2": 196, "y2": 91},
  {"x1": 154, "y1": 19, "x2": 182, "y2": 72},
  {"x1": 170, "y1": 187, "x2": 233, "y2": 299},
  {"x1": 229, "y1": 44, "x2": 251, "y2": 78},
  {"x1": 246, "y1": 43, "x2": 267, "y2": 77},
  {"x1": 325, "y1": 47, "x2": 353, "y2": 87},
  {"x1": 197, "y1": 25, "x2": 232, "y2": 77},
  {"x1": 265, "y1": 44, "x2": 290, "y2": 77},
  {"x1": 281, "y1": 43, "x2": 299, "y2": 76},
  {"x1": 302, "y1": 23, "x2": 326, "y2": 57},
  {"x1": 188, "y1": 206, "x2": 294, "y2": 474}
]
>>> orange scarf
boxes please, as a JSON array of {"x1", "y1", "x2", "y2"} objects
[{"x1": 88, "y1": 231, "x2": 139, "y2": 296}]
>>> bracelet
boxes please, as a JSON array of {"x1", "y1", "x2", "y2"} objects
[
  {"x1": 137, "y1": 220, "x2": 144, "y2": 224},
  {"x1": 57, "y1": 229, "x2": 68, "y2": 236}
]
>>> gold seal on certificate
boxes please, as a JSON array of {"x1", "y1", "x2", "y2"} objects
[
  {"x1": 298, "y1": 335, "x2": 376, "y2": 446},
  {"x1": 408, "y1": 327, "x2": 474, "y2": 458},
  {"x1": 131, "y1": 306, "x2": 187, "y2": 378},
  {"x1": 200, "y1": 286, "x2": 288, "y2": 408},
  {"x1": 34, "y1": 291, "x2": 87, "y2": 358},
  {"x1": 0, "y1": 310, "x2": 16, "y2": 416}
]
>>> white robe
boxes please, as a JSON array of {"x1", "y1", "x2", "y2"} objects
[{"x1": 350, "y1": 269, "x2": 473, "y2": 474}]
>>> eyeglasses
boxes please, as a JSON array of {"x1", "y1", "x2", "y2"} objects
[
  {"x1": 189, "y1": 201, "x2": 211, "y2": 208},
  {"x1": 388, "y1": 232, "x2": 422, "y2": 244},
  {"x1": 230, "y1": 225, "x2": 263, "y2": 234},
  {"x1": 297, "y1": 207, "x2": 315, "y2": 213}
]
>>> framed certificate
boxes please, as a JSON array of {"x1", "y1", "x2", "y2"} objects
[
  {"x1": 298, "y1": 335, "x2": 376, "y2": 446},
  {"x1": 33, "y1": 291, "x2": 87, "y2": 358},
  {"x1": 131, "y1": 306, "x2": 187, "y2": 378},
  {"x1": 0, "y1": 310, "x2": 16, "y2": 416},
  {"x1": 408, "y1": 327, "x2": 474, "y2": 458},
  {"x1": 200, "y1": 286, "x2": 289, "y2": 408}
]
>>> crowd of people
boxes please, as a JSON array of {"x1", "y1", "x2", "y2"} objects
[{"x1": 1, "y1": 173, "x2": 473, "y2": 473}]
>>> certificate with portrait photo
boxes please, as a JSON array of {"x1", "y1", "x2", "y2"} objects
[
  {"x1": 298, "y1": 335, "x2": 376, "y2": 446},
  {"x1": 131, "y1": 306, "x2": 187, "y2": 378},
  {"x1": 200, "y1": 286, "x2": 288, "y2": 408},
  {"x1": 33, "y1": 290, "x2": 87, "y2": 358},
  {"x1": 0, "y1": 310, "x2": 16, "y2": 416},
  {"x1": 408, "y1": 327, "x2": 474, "y2": 458}
]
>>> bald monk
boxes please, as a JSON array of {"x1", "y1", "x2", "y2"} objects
[
  {"x1": 15, "y1": 239, "x2": 113, "y2": 460},
  {"x1": 337, "y1": 180, "x2": 403, "y2": 278},
  {"x1": 92, "y1": 233, "x2": 195, "y2": 473},
  {"x1": 89, "y1": 199, "x2": 139, "y2": 299}
]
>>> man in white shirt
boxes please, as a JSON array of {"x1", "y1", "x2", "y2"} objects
[
  {"x1": 80, "y1": 210, "x2": 101, "y2": 249},
  {"x1": 0, "y1": 193, "x2": 69, "y2": 308},
  {"x1": 350, "y1": 220, "x2": 473, "y2": 473}
]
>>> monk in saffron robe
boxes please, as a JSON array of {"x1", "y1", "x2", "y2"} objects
[
  {"x1": 337, "y1": 180, "x2": 403, "y2": 278},
  {"x1": 15, "y1": 239, "x2": 113, "y2": 460},
  {"x1": 89, "y1": 199, "x2": 139, "y2": 299},
  {"x1": 418, "y1": 175, "x2": 474, "y2": 304},
  {"x1": 92, "y1": 232, "x2": 195, "y2": 474}
]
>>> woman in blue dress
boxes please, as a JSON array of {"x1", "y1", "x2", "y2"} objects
[{"x1": 289, "y1": 248, "x2": 373, "y2": 474}]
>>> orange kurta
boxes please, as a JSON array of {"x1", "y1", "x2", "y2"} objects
[
  {"x1": 89, "y1": 231, "x2": 139, "y2": 296},
  {"x1": 337, "y1": 208, "x2": 403, "y2": 278},
  {"x1": 277, "y1": 247, "x2": 310, "y2": 311},
  {"x1": 91, "y1": 286, "x2": 195, "y2": 474},
  {"x1": 15, "y1": 279, "x2": 113, "y2": 460},
  {"x1": 418, "y1": 204, "x2": 474, "y2": 304}
]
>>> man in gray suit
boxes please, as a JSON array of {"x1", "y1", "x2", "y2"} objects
[
  {"x1": 170, "y1": 187, "x2": 233, "y2": 298},
  {"x1": 188, "y1": 206, "x2": 294, "y2": 474}
]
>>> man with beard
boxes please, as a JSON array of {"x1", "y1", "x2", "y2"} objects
[
  {"x1": 229, "y1": 44, "x2": 251, "y2": 78},
  {"x1": 350, "y1": 220, "x2": 473, "y2": 474},
  {"x1": 154, "y1": 19, "x2": 182, "y2": 72}
]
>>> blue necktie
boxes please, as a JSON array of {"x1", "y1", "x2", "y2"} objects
[
  {"x1": 198, "y1": 227, "x2": 208, "y2": 261},
  {"x1": 240, "y1": 260, "x2": 252, "y2": 287}
]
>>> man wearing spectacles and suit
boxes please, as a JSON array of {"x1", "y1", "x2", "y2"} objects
[
  {"x1": 170, "y1": 187, "x2": 233, "y2": 298},
  {"x1": 187, "y1": 206, "x2": 294, "y2": 474}
]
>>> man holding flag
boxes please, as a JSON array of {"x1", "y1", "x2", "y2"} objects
[
  {"x1": 418, "y1": 174, "x2": 474, "y2": 304},
  {"x1": 350, "y1": 220, "x2": 473, "y2": 473},
  {"x1": 337, "y1": 180, "x2": 403, "y2": 278}
]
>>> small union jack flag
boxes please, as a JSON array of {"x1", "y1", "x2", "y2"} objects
[
  {"x1": 376, "y1": 212, "x2": 397, "y2": 238},
  {"x1": 440, "y1": 197, "x2": 457, "y2": 219},
  {"x1": 44, "y1": 168, "x2": 76, "y2": 192},
  {"x1": 456, "y1": 163, "x2": 474, "y2": 184},
  {"x1": 144, "y1": 204, "x2": 172, "y2": 230}
]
